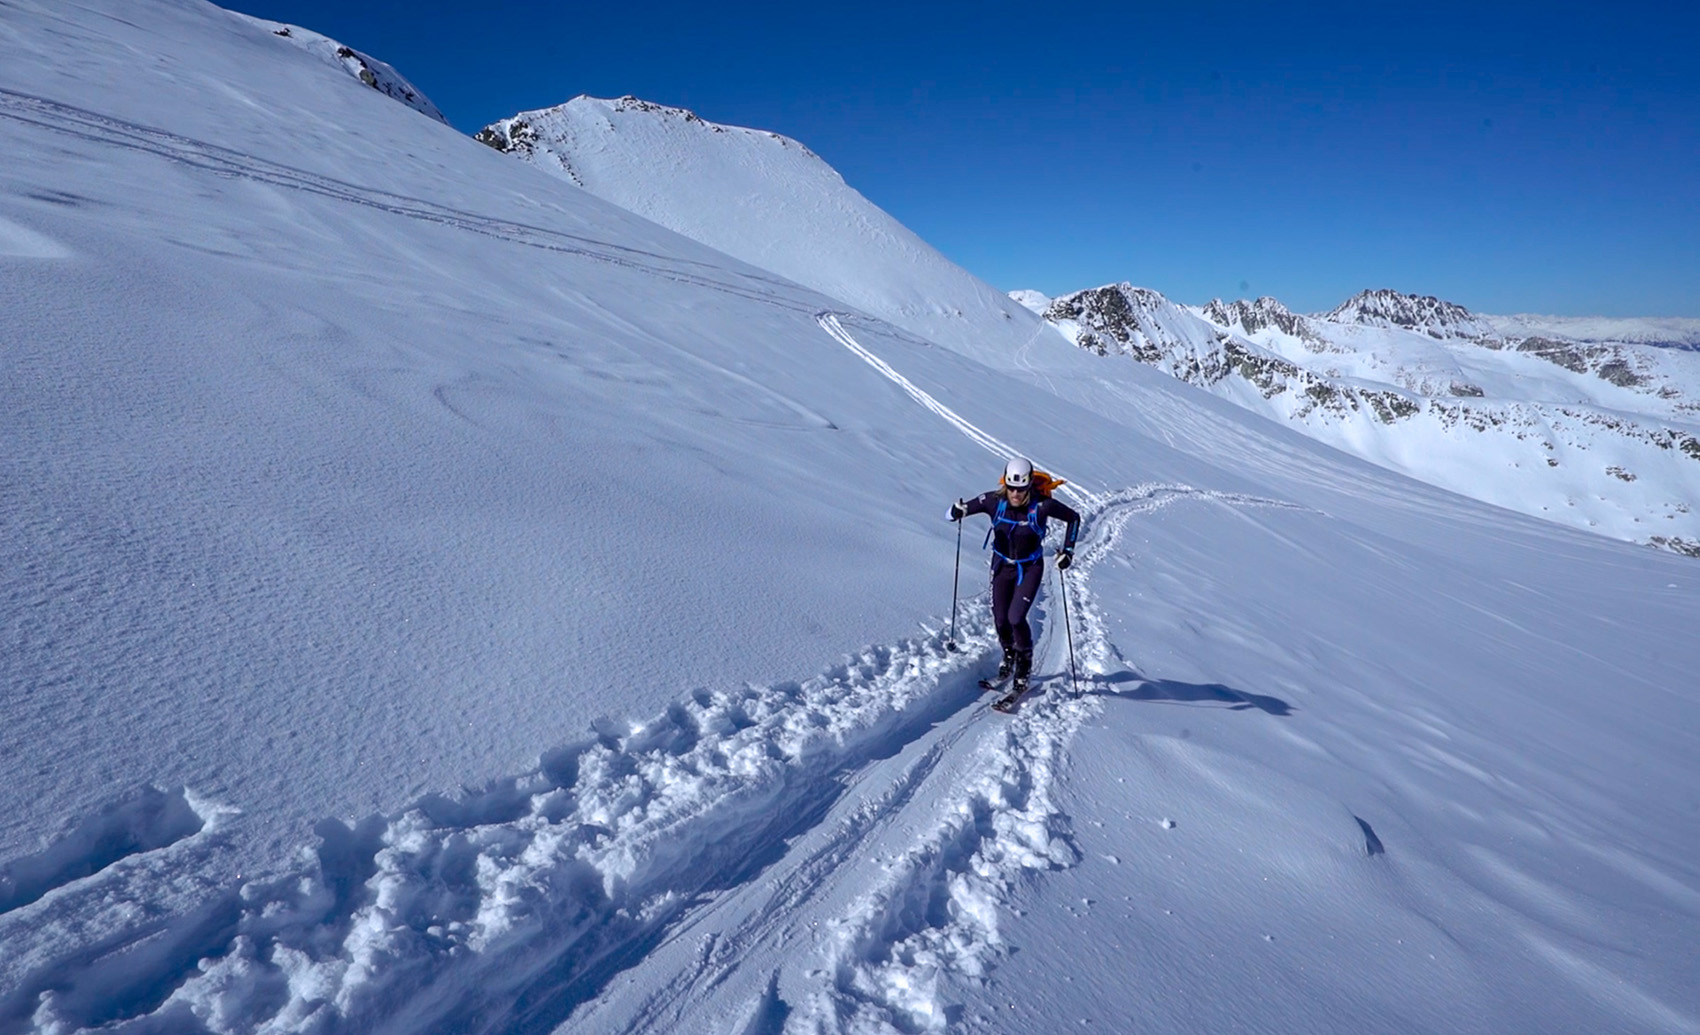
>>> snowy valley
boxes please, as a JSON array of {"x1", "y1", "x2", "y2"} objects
[{"x1": 2, "y1": 2, "x2": 1698, "y2": 1035}]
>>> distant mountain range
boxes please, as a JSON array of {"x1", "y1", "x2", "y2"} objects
[
  {"x1": 1323, "y1": 288, "x2": 1700, "y2": 349},
  {"x1": 1018, "y1": 285, "x2": 1700, "y2": 554}
]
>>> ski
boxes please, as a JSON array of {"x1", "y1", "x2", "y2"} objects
[{"x1": 991, "y1": 679, "x2": 1032, "y2": 712}]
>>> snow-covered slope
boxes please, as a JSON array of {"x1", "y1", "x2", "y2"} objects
[
  {"x1": 231, "y1": 12, "x2": 448, "y2": 124},
  {"x1": 3, "y1": 3, "x2": 1698, "y2": 1034},
  {"x1": 475, "y1": 95, "x2": 1064, "y2": 367},
  {"x1": 1028, "y1": 284, "x2": 1700, "y2": 554}
]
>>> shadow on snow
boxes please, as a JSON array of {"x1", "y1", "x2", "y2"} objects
[{"x1": 1087, "y1": 671, "x2": 1293, "y2": 717}]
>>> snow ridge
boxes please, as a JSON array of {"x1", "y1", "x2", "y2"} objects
[
  {"x1": 226, "y1": 13, "x2": 448, "y2": 125},
  {"x1": 1201, "y1": 296, "x2": 1326, "y2": 348},
  {"x1": 474, "y1": 95, "x2": 1063, "y2": 369}
]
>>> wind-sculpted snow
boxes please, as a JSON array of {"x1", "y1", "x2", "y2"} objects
[{"x1": 0, "y1": 787, "x2": 208, "y2": 916}]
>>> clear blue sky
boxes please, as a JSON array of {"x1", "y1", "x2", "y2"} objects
[{"x1": 224, "y1": 0, "x2": 1698, "y2": 316}]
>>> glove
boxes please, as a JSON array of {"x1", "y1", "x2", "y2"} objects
[
  {"x1": 1056, "y1": 548, "x2": 1074, "y2": 570},
  {"x1": 948, "y1": 499, "x2": 967, "y2": 521}
]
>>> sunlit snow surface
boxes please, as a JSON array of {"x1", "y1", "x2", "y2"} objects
[
  {"x1": 475, "y1": 95, "x2": 1065, "y2": 371},
  {"x1": 2, "y1": 2, "x2": 1698, "y2": 1034}
]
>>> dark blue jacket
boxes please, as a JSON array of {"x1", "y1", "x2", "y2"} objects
[{"x1": 963, "y1": 491, "x2": 1080, "y2": 565}]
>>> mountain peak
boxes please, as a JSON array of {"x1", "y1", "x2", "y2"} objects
[
  {"x1": 1201, "y1": 296, "x2": 1317, "y2": 342},
  {"x1": 478, "y1": 95, "x2": 823, "y2": 161},
  {"x1": 473, "y1": 94, "x2": 1048, "y2": 365},
  {"x1": 1323, "y1": 289, "x2": 1484, "y2": 338},
  {"x1": 607, "y1": 95, "x2": 710, "y2": 125},
  {"x1": 1206, "y1": 295, "x2": 1296, "y2": 317},
  {"x1": 1008, "y1": 289, "x2": 1052, "y2": 314},
  {"x1": 1042, "y1": 283, "x2": 1219, "y2": 361}
]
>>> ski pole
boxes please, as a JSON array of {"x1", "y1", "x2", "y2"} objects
[
  {"x1": 946, "y1": 516, "x2": 963, "y2": 651},
  {"x1": 1058, "y1": 561, "x2": 1079, "y2": 694}
]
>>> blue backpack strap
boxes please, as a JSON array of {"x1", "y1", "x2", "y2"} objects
[{"x1": 987, "y1": 497, "x2": 1046, "y2": 581}]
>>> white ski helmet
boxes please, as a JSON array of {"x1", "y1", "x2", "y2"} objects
[{"x1": 1003, "y1": 457, "x2": 1033, "y2": 489}]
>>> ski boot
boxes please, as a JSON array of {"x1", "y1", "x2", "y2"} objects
[
  {"x1": 997, "y1": 647, "x2": 1016, "y2": 680},
  {"x1": 1011, "y1": 650, "x2": 1033, "y2": 694}
]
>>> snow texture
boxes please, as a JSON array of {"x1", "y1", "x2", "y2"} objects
[{"x1": 3, "y1": 2, "x2": 1698, "y2": 1034}]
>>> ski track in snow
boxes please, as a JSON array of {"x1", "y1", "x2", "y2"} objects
[
  {"x1": 0, "y1": 485, "x2": 1288, "y2": 1035},
  {"x1": 6, "y1": 617, "x2": 1001, "y2": 1034},
  {"x1": 0, "y1": 787, "x2": 207, "y2": 917},
  {"x1": 0, "y1": 216, "x2": 1301, "y2": 1035},
  {"x1": 800, "y1": 484, "x2": 1284, "y2": 1033},
  {"x1": 817, "y1": 312, "x2": 1105, "y2": 512}
]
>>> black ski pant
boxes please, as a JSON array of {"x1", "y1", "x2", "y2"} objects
[{"x1": 990, "y1": 558, "x2": 1044, "y2": 653}]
